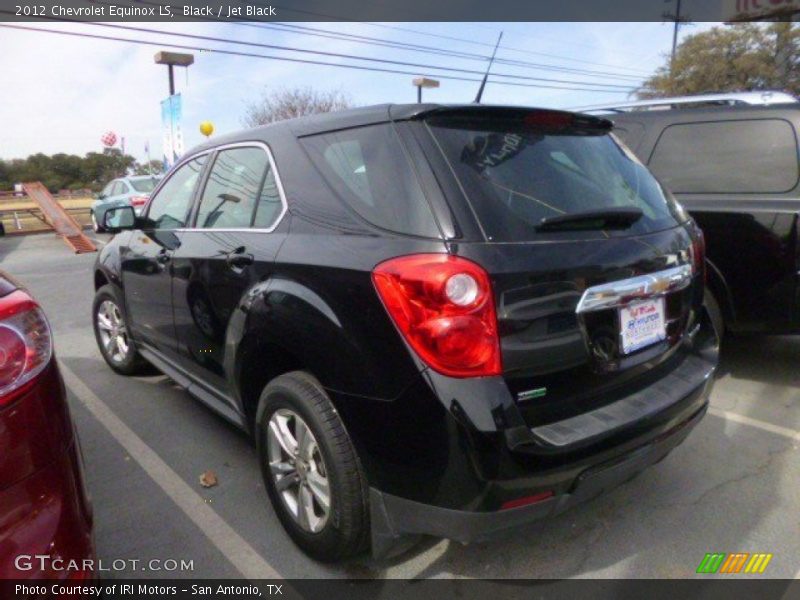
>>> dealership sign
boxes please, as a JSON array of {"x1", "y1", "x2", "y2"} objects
[
  {"x1": 161, "y1": 94, "x2": 184, "y2": 170},
  {"x1": 729, "y1": 0, "x2": 799, "y2": 20}
]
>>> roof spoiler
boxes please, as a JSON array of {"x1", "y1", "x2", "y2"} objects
[{"x1": 412, "y1": 106, "x2": 613, "y2": 131}]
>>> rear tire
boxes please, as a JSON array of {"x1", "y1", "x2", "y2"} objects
[
  {"x1": 704, "y1": 289, "x2": 724, "y2": 344},
  {"x1": 256, "y1": 371, "x2": 369, "y2": 562},
  {"x1": 92, "y1": 284, "x2": 147, "y2": 375}
]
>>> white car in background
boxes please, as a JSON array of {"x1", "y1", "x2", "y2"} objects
[{"x1": 90, "y1": 175, "x2": 161, "y2": 232}]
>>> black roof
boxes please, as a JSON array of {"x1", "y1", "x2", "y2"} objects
[{"x1": 189, "y1": 103, "x2": 611, "y2": 155}]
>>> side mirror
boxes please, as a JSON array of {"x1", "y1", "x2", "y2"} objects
[
  {"x1": 96, "y1": 193, "x2": 106, "y2": 200},
  {"x1": 104, "y1": 206, "x2": 137, "y2": 232}
]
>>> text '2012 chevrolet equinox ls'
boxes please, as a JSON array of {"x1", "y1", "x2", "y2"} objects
[{"x1": 93, "y1": 104, "x2": 718, "y2": 562}]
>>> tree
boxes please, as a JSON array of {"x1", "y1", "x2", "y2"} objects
[
  {"x1": 81, "y1": 149, "x2": 135, "y2": 189},
  {"x1": 638, "y1": 23, "x2": 800, "y2": 99},
  {"x1": 0, "y1": 149, "x2": 137, "y2": 192},
  {"x1": 242, "y1": 87, "x2": 352, "y2": 128}
]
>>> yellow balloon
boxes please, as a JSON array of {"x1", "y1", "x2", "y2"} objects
[{"x1": 199, "y1": 121, "x2": 214, "y2": 137}]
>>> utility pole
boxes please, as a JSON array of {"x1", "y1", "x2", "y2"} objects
[{"x1": 663, "y1": 0, "x2": 690, "y2": 74}]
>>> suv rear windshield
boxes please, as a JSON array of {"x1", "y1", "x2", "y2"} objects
[{"x1": 427, "y1": 113, "x2": 681, "y2": 241}]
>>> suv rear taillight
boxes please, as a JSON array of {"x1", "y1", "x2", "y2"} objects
[
  {"x1": 130, "y1": 196, "x2": 148, "y2": 207},
  {"x1": 372, "y1": 254, "x2": 502, "y2": 378},
  {"x1": 0, "y1": 290, "x2": 53, "y2": 405}
]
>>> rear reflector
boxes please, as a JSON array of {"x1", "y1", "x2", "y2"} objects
[
  {"x1": 130, "y1": 195, "x2": 148, "y2": 207},
  {"x1": 500, "y1": 491, "x2": 554, "y2": 510}
]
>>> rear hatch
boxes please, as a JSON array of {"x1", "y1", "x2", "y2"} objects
[{"x1": 423, "y1": 108, "x2": 705, "y2": 431}]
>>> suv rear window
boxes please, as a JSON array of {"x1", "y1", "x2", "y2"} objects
[
  {"x1": 648, "y1": 119, "x2": 799, "y2": 194},
  {"x1": 130, "y1": 177, "x2": 159, "y2": 193},
  {"x1": 301, "y1": 124, "x2": 440, "y2": 238},
  {"x1": 427, "y1": 114, "x2": 679, "y2": 241}
]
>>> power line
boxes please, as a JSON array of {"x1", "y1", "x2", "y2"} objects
[
  {"x1": 235, "y1": 21, "x2": 647, "y2": 83},
  {"x1": 362, "y1": 22, "x2": 655, "y2": 76},
  {"x1": 1, "y1": 11, "x2": 637, "y2": 91},
  {"x1": 0, "y1": 24, "x2": 633, "y2": 95},
  {"x1": 62, "y1": 20, "x2": 636, "y2": 90},
  {"x1": 90, "y1": 0, "x2": 648, "y2": 83},
  {"x1": 251, "y1": 2, "x2": 654, "y2": 76}
]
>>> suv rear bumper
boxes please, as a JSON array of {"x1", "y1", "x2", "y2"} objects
[
  {"x1": 370, "y1": 335, "x2": 715, "y2": 558},
  {"x1": 371, "y1": 400, "x2": 706, "y2": 557}
]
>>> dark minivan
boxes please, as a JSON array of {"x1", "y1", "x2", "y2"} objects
[
  {"x1": 93, "y1": 104, "x2": 718, "y2": 561},
  {"x1": 611, "y1": 102, "x2": 800, "y2": 338}
]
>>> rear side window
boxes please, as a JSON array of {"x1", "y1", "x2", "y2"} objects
[
  {"x1": 196, "y1": 147, "x2": 271, "y2": 229},
  {"x1": 427, "y1": 115, "x2": 679, "y2": 241},
  {"x1": 147, "y1": 156, "x2": 207, "y2": 230},
  {"x1": 301, "y1": 124, "x2": 440, "y2": 237},
  {"x1": 649, "y1": 119, "x2": 799, "y2": 194},
  {"x1": 253, "y1": 168, "x2": 283, "y2": 228}
]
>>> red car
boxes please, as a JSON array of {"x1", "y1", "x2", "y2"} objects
[{"x1": 0, "y1": 272, "x2": 94, "y2": 580}]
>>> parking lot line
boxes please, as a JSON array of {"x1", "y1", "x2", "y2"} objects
[
  {"x1": 709, "y1": 407, "x2": 800, "y2": 442},
  {"x1": 59, "y1": 363, "x2": 282, "y2": 580}
]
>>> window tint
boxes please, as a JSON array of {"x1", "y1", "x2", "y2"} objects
[
  {"x1": 301, "y1": 124, "x2": 440, "y2": 237},
  {"x1": 253, "y1": 168, "x2": 283, "y2": 228},
  {"x1": 428, "y1": 115, "x2": 679, "y2": 241},
  {"x1": 649, "y1": 120, "x2": 799, "y2": 194},
  {"x1": 111, "y1": 182, "x2": 126, "y2": 196},
  {"x1": 146, "y1": 156, "x2": 207, "y2": 230},
  {"x1": 195, "y1": 147, "x2": 269, "y2": 229},
  {"x1": 101, "y1": 182, "x2": 114, "y2": 198}
]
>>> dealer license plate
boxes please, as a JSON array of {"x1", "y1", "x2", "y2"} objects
[{"x1": 619, "y1": 298, "x2": 666, "y2": 355}]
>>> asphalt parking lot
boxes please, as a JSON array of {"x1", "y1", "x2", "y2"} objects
[{"x1": 1, "y1": 232, "x2": 799, "y2": 580}]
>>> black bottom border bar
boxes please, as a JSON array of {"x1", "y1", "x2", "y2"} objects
[{"x1": 2, "y1": 579, "x2": 798, "y2": 600}]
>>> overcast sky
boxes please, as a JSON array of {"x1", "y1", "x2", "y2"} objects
[{"x1": 0, "y1": 21, "x2": 717, "y2": 163}]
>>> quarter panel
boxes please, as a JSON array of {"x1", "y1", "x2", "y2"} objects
[{"x1": 262, "y1": 232, "x2": 449, "y2": 399}]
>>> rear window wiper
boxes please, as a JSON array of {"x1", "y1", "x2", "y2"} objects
[{"x1": 535, "y1": 207, "x2": 643, "y2": 232}]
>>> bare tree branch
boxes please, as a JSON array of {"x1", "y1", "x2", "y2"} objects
[{"x1": 242, "y1": 87, "x2": 353, "y2": 128}]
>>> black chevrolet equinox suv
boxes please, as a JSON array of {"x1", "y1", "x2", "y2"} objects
[{"x1": 93, "y1": 104, "x2": 718, "y2": 561}]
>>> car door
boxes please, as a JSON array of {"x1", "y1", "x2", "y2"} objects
[
  {"x1": 171, "y1": 142, "x2": 288, "y2": 397},
  {"x1": 121, "y1": 155, "x2": 209, "y2": 355},
  {"x1": 105, "y1": 181, "x2": 130, "y2": 212}
]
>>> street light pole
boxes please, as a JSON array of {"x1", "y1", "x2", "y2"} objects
[
  {"x1": 154, "y1": 51, "x2": 194, "y2": 96},
  {"x1": 412, "y1": 77, "x2": 440, "y2": 103}
]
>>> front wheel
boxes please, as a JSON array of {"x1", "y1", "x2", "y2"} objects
[
  {"x1": 92, "y1": 284, "x2": 147, "y2": 375},
  {"x1": 256, "y1": 371, "x2": 370, "y2": 562}
]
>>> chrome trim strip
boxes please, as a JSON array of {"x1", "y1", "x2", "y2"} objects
[{"x1": 576, "y1": 264, "x2": 693, "y2": 314}]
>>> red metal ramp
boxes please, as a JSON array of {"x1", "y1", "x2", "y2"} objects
[{"x1": 21, "y1": 182, "x2": 96, "y2": 253}]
